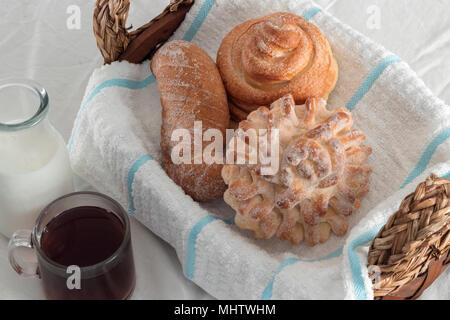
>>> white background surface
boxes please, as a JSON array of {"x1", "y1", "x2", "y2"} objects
[{"x1": 0, "y1": 0, "x2": 448, "y2": 299}]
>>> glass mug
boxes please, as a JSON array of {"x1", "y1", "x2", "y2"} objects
[{"x1": 8, "y1": 192, "x2": 136, "y2": 300}]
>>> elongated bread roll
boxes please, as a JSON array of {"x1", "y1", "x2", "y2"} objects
[{"x1": 151, "y1": 40, "x2": 230, "y2": 201}]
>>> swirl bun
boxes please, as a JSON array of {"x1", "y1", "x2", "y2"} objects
[{"x1": 217, "y1": 12, "x2": 338, "y2": 120}]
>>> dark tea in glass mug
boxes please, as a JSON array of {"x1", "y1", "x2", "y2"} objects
[{"x1": 8, "y1": 192, "x2": 136, "y2": 300}]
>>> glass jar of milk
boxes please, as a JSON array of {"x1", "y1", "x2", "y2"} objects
[{"x1": 0, "y1": 79, "x2": 73, "y2": 238}]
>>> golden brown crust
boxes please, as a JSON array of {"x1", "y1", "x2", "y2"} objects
[
  {"x1": 151, "y1": 40, "x2": 230, "y2": 201},
  {"x1": 217, "y1": 12, "x2": 338, "y2": 121}
]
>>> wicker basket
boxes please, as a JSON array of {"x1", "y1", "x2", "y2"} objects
[
  {"x1": 368, "y1": 174, "x2": 450, "y2": 300},
  {"x1": 93, "y1": 0, "x2": 194, "y2": 64},
  {"x1": 92, "y1": 1, "x2": 450, "y2": 300}
]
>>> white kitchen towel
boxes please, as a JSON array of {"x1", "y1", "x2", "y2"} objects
[{"x1": 68, "y1": 0, "x2": 450, "y2": 299}]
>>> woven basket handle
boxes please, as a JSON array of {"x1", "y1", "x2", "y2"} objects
[
  {"x1": 93, "y1": 0, "x2": 195, "y2": 64},
  {"x1": 368, "y1": 174, "x2": 450, "y2": 300}
]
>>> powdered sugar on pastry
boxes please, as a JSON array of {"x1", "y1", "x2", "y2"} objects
[
  {"x1": 151, "y1": 40, "x2": 230, "y2": 201},
  {"x1": 222, "y1": 94, "x2": 372, "y2": 246}
]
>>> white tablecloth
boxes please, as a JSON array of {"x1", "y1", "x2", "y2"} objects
[{"x1": 0, "y1": 0, "x2": 448, "y2": 299}]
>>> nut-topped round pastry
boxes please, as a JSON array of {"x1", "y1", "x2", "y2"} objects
[
  {"x1": 217, "y1": 12, "x2": 338, "y2": 121},
  {"x1": 222, "y1": 94, "x2": 372, "y2": 246}
]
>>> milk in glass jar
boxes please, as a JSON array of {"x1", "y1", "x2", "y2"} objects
[{"x1": 0, "y1": 79, "x2": 73, "y2": 238}]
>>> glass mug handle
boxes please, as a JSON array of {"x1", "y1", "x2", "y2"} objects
[{"x1": 8, "y1": 230, "x2": 39, "y2": 278}]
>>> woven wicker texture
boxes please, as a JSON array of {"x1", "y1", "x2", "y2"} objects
[
  {"x1": 93, "y1": 0, "x2": 194, "y2": 64},
  {"x1": 368, "y1": 174, "x2": 450, "y2": 299},
  {"x1": 91, "y1": 1, "x2": 450, "y2": 300}
]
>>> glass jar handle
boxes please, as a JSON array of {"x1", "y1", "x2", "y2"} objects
[{"x1": 8, "y1": 230, "x2": 39, "y2": 278}]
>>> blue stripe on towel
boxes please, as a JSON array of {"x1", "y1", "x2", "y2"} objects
[
  {"x1": 444, "y1": 171, "x2": 450, "y2": 179},
  {"x1": 261, "y1": 258, "x2": 299, "y2": 300},
  {"x1": 261, "y1": 247, "x2": 343, "y2": 300},
  {"x1": 182, "y1": 0, "x2": 216, "y2": 42},
  {"x1": 400, "y1": 127, "x2": 450, "y2": 188},
  {"x1": 127, "y1": 154, "x2": 153, "y2": 214},
  {"x1": 345, "y1": 56, "x2": 402, "y2": 111},
  {"x1": 67, "y1": 75, "x2": 156, "y2": 152},
  {"x1": 186, "y1": 215, "x2": 234, "y2": 280},
  {"x1": 302, "y1": 7, "x2": 322, "y2": 21}
]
